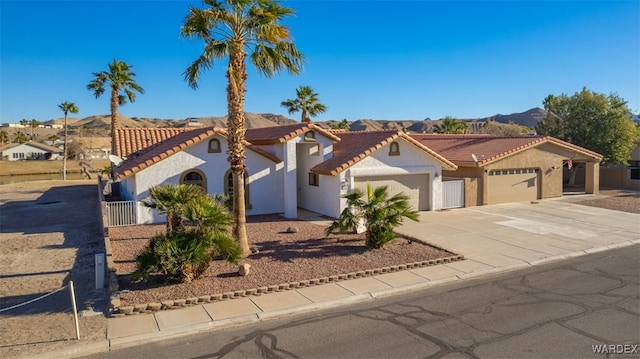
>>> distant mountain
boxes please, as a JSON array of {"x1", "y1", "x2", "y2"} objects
[
  {"x1": 481, "y1": 107, "x2": 547, "y2": 128},
  {"x1": 38, "y1": 108, "x2": 547, "y2": 135}
]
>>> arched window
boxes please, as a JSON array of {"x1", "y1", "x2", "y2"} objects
[
  {"x1": 304, "y1": 131, "x2": 316, "y2": 142},
  {"x1": 180, "y1": 169, "x2": 207, "y2": 190},
  {"x1": 224, "y1": 170, "x2": 252, "y2": 209},
  {"x1": 389, "y1": 141, "x2": 400, "y2": 156},
  {"x1": 208, "y1": 138, "x2": 221, "y2": 153}
]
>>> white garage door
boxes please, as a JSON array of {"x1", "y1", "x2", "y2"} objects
[
  {"x1": 487, "y1": 168, "x2": 539, "y2": 204},
  {"x1": 354, "y1": 174, "x2": 428, "y2": 210}
]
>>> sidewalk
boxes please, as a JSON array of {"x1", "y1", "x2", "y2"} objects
[{"x1": 42, "y1": 197, "x2": 640, "y2": 358}]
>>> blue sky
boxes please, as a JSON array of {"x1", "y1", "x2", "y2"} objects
[{"x1": 1, "y1": 0, "x2": 638, "y2": 123}]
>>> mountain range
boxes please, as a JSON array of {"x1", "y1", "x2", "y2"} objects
[{"x1": 47, "y1": 107, "x2": 548, "y2": 133}]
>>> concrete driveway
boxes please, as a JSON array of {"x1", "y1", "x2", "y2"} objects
[{"x1": 396, "y1": 197, "x2": 640, "y2": 273}]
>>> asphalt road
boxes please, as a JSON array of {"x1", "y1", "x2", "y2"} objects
[{"x1": 84, "y1": 245, "x2": 639, "y2": 359}]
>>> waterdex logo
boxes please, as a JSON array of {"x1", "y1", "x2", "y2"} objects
[{"x1": 592, "y1": 344, "x2": 639, "y2": 355}]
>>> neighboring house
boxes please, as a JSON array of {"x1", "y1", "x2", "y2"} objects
[
  {"x1": 113, "y1": 123, "x2": 456, "y2": 224},
  {"x1": 0, "y1": 141, "x2": 63, "y2": 161},
  {"x1": 600, "y1": 142, "x2": 640, "y2": 190},
  {"x1": 409, "y1": 134, "x2": 603, "y2": 207}
]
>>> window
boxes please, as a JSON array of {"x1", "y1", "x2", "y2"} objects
[
  {"x1": 180, "y1": 169, "x2": 207, "y2": 190},
  {"x1": 13, "y1": 152, "x2": 25, "y2": 159},
  {"x1": 631, "y1": 168, "x2": 640, "y2": 180},
  {"x1": 208, "y1": 138, "x2": 221, "y2": 153},
  {"x1": 309, "y1": 172, "x2": 319, "y2": 186},
  {"x1": 389, "y1": 142, "x2": 400, "y2": 156},
  {"x1": 224, "y1": 170, "x2": 252, "y2": 209},
  {"x1": 304, "y1": 132, "x2": 316, "y2": 142},
  {"x1": 309, "y1": 144, "x2": 320, "y2": 156}
]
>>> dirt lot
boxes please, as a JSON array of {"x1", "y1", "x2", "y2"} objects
[
  {"x1": 0, "y1": 181, "x2": 107, "y2": 359},
  {"x1": 0, "y1": 182, "x2": 637, "y2": 358}
]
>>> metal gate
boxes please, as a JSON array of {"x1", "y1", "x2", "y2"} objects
[
  {"x1": 105, "y1": 200, "x2": 138, "y2": 227},
  {"x1": 442, "y1": 180, "x2": 464, "y2": 209}
]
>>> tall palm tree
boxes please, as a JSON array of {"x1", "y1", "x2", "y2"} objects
[
  {"x1": 281, "y1": 85, "x2": 327, "y2": 123},
  {"x1": 58, "y1": 102, "x2": 79, "y2": 180},
  {"x1": 87, "y1": 59, "x2": 144, "y2": 165},
  {"x1": 28, "y1": 119, "x2": 40, "y2": 139},
  {"x1": 181, "y1": 0, "x2": 305, "y2": 257}
]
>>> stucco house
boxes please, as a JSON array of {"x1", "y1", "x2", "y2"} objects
[
  {"x1": 409, "y1": 134, "x2": 603, "y2": 207},
  {"x1": 113, "y1": 123, "x2": 456, "y2": 224},
  {"x1": 0, "y1": 141, "x2": 63, "y2": 161}
]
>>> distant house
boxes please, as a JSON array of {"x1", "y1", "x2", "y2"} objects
[
  {"x1": 0, "y1": 141, "x2": 63, "y2": 161},
  {"x1": 113, "y1": 124, "x2": 456, "y2": 224}
]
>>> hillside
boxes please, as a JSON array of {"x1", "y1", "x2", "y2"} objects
[{"x1": 3, "y1": 108, "x2": 545, "y2": 141}]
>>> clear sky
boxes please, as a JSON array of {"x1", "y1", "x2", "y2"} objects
[{"x1": 1, "y1": 0, "x2": 638, "y2": 123}]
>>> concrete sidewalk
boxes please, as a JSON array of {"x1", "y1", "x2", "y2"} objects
[{"x1": 44, "y1": 196, "x2": 640, "y2": 358}]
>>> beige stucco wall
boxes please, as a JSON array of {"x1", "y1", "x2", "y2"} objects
[{"x1": 444, "y1": 143, "x2": 601, "y2": 207}]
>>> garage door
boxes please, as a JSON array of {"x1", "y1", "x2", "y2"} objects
[
  {"x1": 354, "y1": 174, "x2": 428, "y2": 210},
  {"x1": 487, "y1": 168, "x2": 539, "y2": 204}
]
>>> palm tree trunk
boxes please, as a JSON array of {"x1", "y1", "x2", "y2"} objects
[
  {"x1": 110, "y1": 88, "x2": 119, "y2": 178},
  {"x1": 227, "y1": 48, "x2": 251, "y2": 258},
  {"x1": 63, "y1": 112, "x2": 68, "y2": 180}
]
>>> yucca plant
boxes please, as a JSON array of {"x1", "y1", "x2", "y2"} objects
[{"x1": 326, "y1": 183, "x2": 419, "y2": 249}]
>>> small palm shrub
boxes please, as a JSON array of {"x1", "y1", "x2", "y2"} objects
[
  {"x1": 326, "y1": 183, "x2": 419, "y2": 249},
  {"x1": 134, "y1": 184, "x2": 241, "y2": 283}
]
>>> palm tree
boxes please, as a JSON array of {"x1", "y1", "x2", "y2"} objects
[
  {"x1": 433, "y1": 116, "x2": 469, "y2": 134},
  {"x1": 87, "y1": 59, "x2": 144, "y2": 166},
  {"x1": 326, "y1": 183, "x2": 419, "y2": 249},
  {"x1": 281, "y1": 86, "x2": 327, "y2": 123},
  {"x1": 14, "y1": 132, "x2": 28, "y2": 144},
  {"x1": 58, "y1": 102, "x2": 79, "y2": 180},
  {"x1": 0, "y1": 130, "x2": 9, "y2": 145},
  {"x1": 142, "y1": 184, "x2": 205, "y2": 234},
  {"x1": 29, "y1": 119, "x2": 40, "y2": 139},
  {"x1": 19, "y1": 119, "x2": 29, "y2": 129},
  {"x1": 181, "y1": 0, "x2": 305, "y2": 257}
]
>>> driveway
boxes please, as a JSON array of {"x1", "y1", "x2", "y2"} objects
[{"x1": 397, "y1": 197, "x2": 640, "y2": 273}]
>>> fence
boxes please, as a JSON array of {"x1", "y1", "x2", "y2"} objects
[{"x1": 105, "y1": 200, "x2": 138, "y2": 227}]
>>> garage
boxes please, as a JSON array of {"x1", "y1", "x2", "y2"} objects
[
  {"x1": 487, "y1": 168, "x2": 539, "y2": 204},
  {"x1": 354, "y1": 174, "x2": 429, "y2": 210}
]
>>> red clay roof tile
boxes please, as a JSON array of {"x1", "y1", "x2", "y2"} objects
[
  {"x1": 409, "y1": 134, "x2": 602, "y2": 166},
  {"x1": 311, "y1": 130, "x2": 456, "y2": 176},
  {"x1": 244, "y1": 123, "x2": 340, "y2": 144}
]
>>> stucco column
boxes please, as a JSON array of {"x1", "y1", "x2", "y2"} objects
[
  {"x1": 585, "y1": 161, "x2": 600, "y2": 194},
  {"x1": 283, "y1": 141, "x2": 297, "y2": 218}
]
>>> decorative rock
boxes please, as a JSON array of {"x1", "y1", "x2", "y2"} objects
[
  {"x1": 222, "y1": 292, "x2": 235, "y2": 299},
  {"x1": 286, "y1": 227, "x2": 299, "y2": 233},
  {"x1": 279, "y1": 283, "x2": 290, "y2": 290},
  {"x1": 210, "y1": 294, "x2": 223, "y2": 301},
  {"x1": 250, "y1": 247, "x2": 260, "y2": 254},
  {"x1": 347, "y1": 272, "x2": 357, "y2": 279},
  {"x1": 109, "y1": 296, "x2": 121, "y2": 309},
  {"x1": 381, "y1": 267, "x2": 390, "y2": 273},
  {"x1": 198, "y1": 295, "x2": 211, "y2": 303},
  {"x1": 161, "y1": 300, "x2": 174, "y2": 309},
  {"x1": 337, "y1": 274, "x2": 348, "y2": 280},
  {"x1": 268, "y1": 284, "x2": 279, "y2": 292},
  {"x1": 120, "y1": 306, "x2": 134, "y2": 315},
  {"x1": 245, "y1": 288, "x2": 258, "y2": 295},
  {"x1": 355, "y1": 271, "x2": 365, "y2": 277},
  {"x1": 364, "y1": 270, "x2": 374, "y2": 276},
  {"x1": 234, "y1": 290, "x2": 246, "y2": 297},
  {"x1": 299, "y1": 280, "x2": 310, "y2": 287},
  {"x1": 133, "y1": 304, "x2": 147, "y2": 313},
  {"x1": 397, "y1": 264, "x2": 406, "y2": 270},
  {"x1": 174, "y1": 299, "x2": 187, "y2": 306},
  {"x1": 319, "y1": 277, "x2": 330, "y2": 283},
  {"x1": 309, "y1": 278, "x2": 320, "y2": 285},
  {"x1": 258, "y1": 286, "x2": 269, "y2": 294},
  {"x1": 147, "y1": 303, "x2": 162, "y2": 311},
  {"x1": 373, "y1": 269, "x2": 382, "y2": 274},
  {"x1": 187, "y1": 297, "x2": 199, "y2": 305},
  {"x1": 328, "y1": 275, "x2": 339, "y2": 282},
  {"x1": 289, "y1": 281, "x2": 300, "y2": 288},
  {"x1": 239, "y1": 263, "x2": 251, "y2": 276}
]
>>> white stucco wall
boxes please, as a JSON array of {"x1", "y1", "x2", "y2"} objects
[
  {"x1": 122, "y1": 134, "x2": 284, "y2": 224},
  {"x1": 343, "y1": 139, "x2": 444, "y2": 211}
]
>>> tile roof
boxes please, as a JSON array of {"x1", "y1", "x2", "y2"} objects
[
  {"x1": 114, "y1": 126, "x2": 282, "y2": 179},
  {"x1": 311, "y1": 130, "x2": 457, "y2": 176},
  {"x1": 244, "y1": 123, "x2": 341, "y2": 144},
  {"x1": 409, "y1": 134, "x2": 603, "y2": 167},
  {"x1": 115, "y1": 127, "x2": 193, "y2": 158}
]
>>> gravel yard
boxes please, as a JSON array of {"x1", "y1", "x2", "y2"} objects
[{"x1": 109, "y1": 216, "x2": 453, "y2": 307}]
